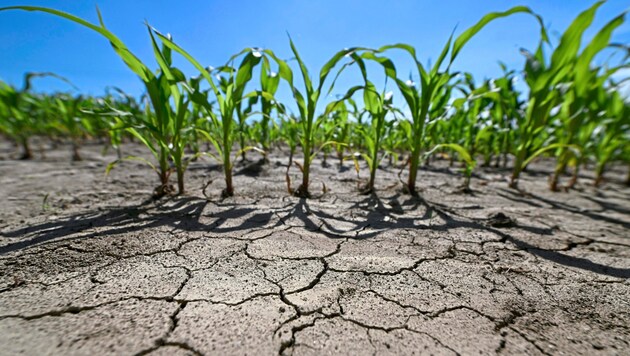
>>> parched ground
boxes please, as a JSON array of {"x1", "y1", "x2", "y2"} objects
[{"x1": 0, "y1": 141, "x2": 629, "y2": 355}]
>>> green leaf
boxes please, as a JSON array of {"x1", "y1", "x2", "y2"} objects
[
  {"x1": 317, "y1": 47, "x2": 361, "y2": 93},
  {"x1": 524, "y1": 143, "x2": 582, "y2": 167},
  {"x1": 549, "y1": 1, "x2": 604, "y2": 71},
  {"x1": 0, "y1": 6, "x2": 153, "y2": 82},
  {"x1": 451, "y1": 6, "x2": 547, "y2": 64},
  {"x1": 428, "y1": 143, "x2": 476, "y2": 168},
  {"x1": 363, "y1": 81, "x2": 381, "y2": 115},
  {"x1": 106, "y1": 155, "x2": 159, "y2": 176},
  {"x1": 575, "y1": 12, "x2": 626, "y2": 95},
  {"x1": 288, "y1": 35, "x2": 314, "y2": 96}
]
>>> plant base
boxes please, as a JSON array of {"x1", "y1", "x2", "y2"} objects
[{"x1": 153, "y1": 184, "x2": 175, "y2": 199}]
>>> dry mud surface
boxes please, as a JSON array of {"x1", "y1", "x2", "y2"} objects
[{"x1": 0, "y1": 141, "x2": 629, "y2": 355}]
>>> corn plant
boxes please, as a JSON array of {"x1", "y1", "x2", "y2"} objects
[
  {"x1": 235, "y1": 95, "x2": 258, "y2": 162},
  {"x1": 82, "y1": 90, "x2": 135, "y2": 159},
  {"x1": 443, "y1": 74, "x2": 513, "y2": 169},
  {"x1": 359, "y1": 87, "x2": 396, "y2": 193},
  {"x1": 0, "y1": 83, "x2": 38, "y2": 159},
  {"x1": 317, "y1": 112, "x2": 336, "y2": 167},
  {"x1": 419, "y1": 76, "x2": 479, "y2": 191},
  {"x1": 589, "y1": 86, "x2": 630, "y2": 186},
  {"x1": 153, "y1": 32, "x2": 264, "y2": 197},
  {"x1": 318, "y1": 101, "x2": 355, "y2": 168},
  {"x1": 98, "y1": 87, "x2": 144, "y2": 159},
  {"x1": 339, "y1": 99, "x2": 364, "y2": 164},
  {"x1": 51, "y1": 94, "x2": 96, "y2": 161},
  {"x1": 257, "y1": 58, "x2": 281, "y2": 161},
  {"x1": 0, "y1": 73, "x2": 74, "y2": 159},
  {"x1": 509, "y1": 1, "x2": 622, "y2": 189},
  {"x1": 265, "y1": 39, "x2": 364, "y2": 197},
  {"x1": 423, "y1": 74, "x2": 465, "y2": 166},
  {"x1": 547, "y1": 10, "x2": 628, "y2": 190},
  {"x1": 487, "y1": 65, "x2": 524, "y2": 168},
  {"x1": 339, "y1": 56, "x2": 399, "y2": 193},
  {"x1": 328, "y1": 99, "x2": 356, "y2": 167},
  {"x1": 184, "y1": 76, "x2": 215, "y2": 158},
  {"x1": 366, "y1": 6, "x2": 546, "y2": 195},
  {"x1": 0, "y1": 7, "x2": 209, "y2": 197},
  {"x1": 381, "y1": 119, "x2": 412, "y2": 167},
  {"x1": 278, "y1": 114, "x2": 300, "y2": 192}
]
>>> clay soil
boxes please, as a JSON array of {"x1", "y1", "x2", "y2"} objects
[{"x1": 0, "y1": 140, "x2": 629, "y2": 355}]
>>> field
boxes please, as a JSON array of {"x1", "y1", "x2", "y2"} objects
[
  {"x1": 0, "y1": 141, "x2": 629, "y2": 354},
  {"x1": 1, "y1": 1, "x2": 629, "y2": 355}
]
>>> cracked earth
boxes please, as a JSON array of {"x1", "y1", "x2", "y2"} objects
[{"x1": 1, "y1": 142, "x2": 629, "y2": 355}]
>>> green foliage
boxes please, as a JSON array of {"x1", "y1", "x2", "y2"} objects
[
  {"x1": 154, "y1": 31, "x2": 265, "y2": 196},
  {"x1": 510, "y1": 1, "x2": 626, "y2": 188},
  {"x1": 1, "y1": 2, "x2": 628, "y2": 198},
  {"x1": 365, "y1": 5, "x2": 546, "y2": 195},
  {"x1": 265, "y1": 38, "x2": 363, "y2": 197}
]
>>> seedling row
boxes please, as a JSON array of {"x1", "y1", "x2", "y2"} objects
[{"x1": 1, "y1": 2, "x2": 628, "y2": 199}]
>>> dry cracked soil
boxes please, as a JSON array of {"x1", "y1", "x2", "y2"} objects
[{"x1": 0, "y1": 141, "x2": 629, "y2": 355}]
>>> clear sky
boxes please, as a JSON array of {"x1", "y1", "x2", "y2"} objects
[{"x1": 0, "y1": 0, "x2": 628, "y2": 100}]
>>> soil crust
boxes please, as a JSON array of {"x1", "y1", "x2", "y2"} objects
[{"x1": 1, "y1": 140, "x2": 629, "y2": 355}]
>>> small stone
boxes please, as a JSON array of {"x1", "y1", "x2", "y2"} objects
[{"x1": 592, "y1": 343, "x2": 605, "y2": 350}]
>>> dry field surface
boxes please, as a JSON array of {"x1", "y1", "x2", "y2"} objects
[{"x1": 1, "y1": 141, "x2": 629, "y2": 355}]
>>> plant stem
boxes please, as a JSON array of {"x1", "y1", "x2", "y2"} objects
[
  {"x1": 550, "y1": 160, "x2": 566, "y2": 191},
  {"x1": 19, "y1": 137, "x2": 32, "y2": 160},
  {"x1": 156, "y1": 145, "x2": 170, "y2": 197},
  {"x1": 298, "y1": 137, "x2": 312, "y2": 197},
  {"x1": 223, "y1": 134, "x2": 234, "y2": 197},
  {"x1": 71, "y1": 141, "x2": 81, "y2": 161},
  {"x1": 175, "y1": 151, "x2": 185, "y2": 194},
  {"x1": 510, "y1": 148, "x2": 526, "y2": 189},
  {"x1": 594, "y1": 161, "x2": 605, "y2": 187},
  {"x1": 407, "y1": 144, "x2": 420, "y2": 195}
]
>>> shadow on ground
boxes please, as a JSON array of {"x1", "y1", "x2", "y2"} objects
[{"x1": 2, "y1": 191, "x2": 628, "y2": 279}]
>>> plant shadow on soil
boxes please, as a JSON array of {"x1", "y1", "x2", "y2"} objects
[
  {"x1": 1, "y1": 191, "x2": 629, "y2": 279},
  {"x1": 497, "y1": 188, "x2": 630, "y2": 230}
]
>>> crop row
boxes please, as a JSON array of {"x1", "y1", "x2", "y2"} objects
[{"x1": 1, "y1": 2, "x2": 628, "y2": 198}]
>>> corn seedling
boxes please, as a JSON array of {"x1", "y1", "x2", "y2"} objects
[
  {"x1": 266, "y1": 39, "x2": 364, "y2": 197},
  {"x1": 509, "y1": 1, "x2": 623, "y2": 189},
  {"x1": 367, "y1": 6, "x2": 546, "y2": 195},
  {"x1": 381, "y1": 119, "x2": 412, "y2": 168},
  {"x1": 278, "y1": 114, "x2": 300, "y2": 193},
  {"x1": 51, "y1": 94, "x2": 97, "y2": 161},
  {"x1": 590, "y1": 85, "x2": 630, "y2": 186},
  {"x1": 547, "y1": 9, "x2": 628, "y2": 190},
  {"x1": 98, "y1": 87, "x2": 144, "y2": 159},
  {"x1": 317, "y1": 111, "x2": 336, "y2": 167},
  {"x1": 0, "y1": 7, "x2": 210, "y2": 197},
  {"x1": 257, "y1": 58, "x2": 281, "y2": 161},
  {"x1": 486, "y1": 64, "x2": 524, "y2": 168},
  {"x1": 425, "y1": 143, "x2": 476, "y2": 192},
  {"x1": 154, "y1": 31, "x2": 265, "y2": 197},
  {"x1": 339, "y1": 99, "x2": 364, "y2": 164},
  {"x1": 0, "y1": 73, "x2": 74, "y2": 159},
  {"x1": 236, "y1": 94, "x2": 258, "y2": 162},
  {"x1": 340, "y1": 56, "x2": 399, "y2": 193},
  {"x1": 360, "y1": 87, "x2": 397, "y2": 193}
]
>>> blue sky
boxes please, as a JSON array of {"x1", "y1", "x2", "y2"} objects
[{"x1": 0, "y1": 0, "x2": 628, "y2": 101}]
